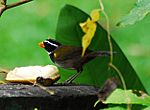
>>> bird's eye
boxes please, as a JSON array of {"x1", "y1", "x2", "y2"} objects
[
  {"x1": 45, "y1": 42, "x2": 48, "y2": 45},
  {"x1": 44, "y1": 40, "x2": 51, "y2": 45}
]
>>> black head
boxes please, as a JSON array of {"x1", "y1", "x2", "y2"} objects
[{"x1": 39, "y1": 38, "x2": 61, "y2": 54}]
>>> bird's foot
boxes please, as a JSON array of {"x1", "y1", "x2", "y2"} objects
[{"x1": 63, "y1": 80, "x2": 73, "y2": 85}]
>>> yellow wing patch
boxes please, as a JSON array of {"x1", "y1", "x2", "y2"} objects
[{"x1": 54, "y1": 53, "x2": 57, "y2": 58}]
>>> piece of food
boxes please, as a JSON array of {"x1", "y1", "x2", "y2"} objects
[{"x1": 6, "y1": 65, "x2": 60, "y2": 85}]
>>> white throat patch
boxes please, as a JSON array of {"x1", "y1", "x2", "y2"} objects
[{"x1": 48, "y1": 51, "x2": 52, "y2": 55}]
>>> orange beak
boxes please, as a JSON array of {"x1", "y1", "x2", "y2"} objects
[{"x1": 38, "y1": 42, "x2": 45, "y2": 48}]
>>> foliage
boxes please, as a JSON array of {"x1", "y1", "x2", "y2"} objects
[
  {"x1": 105, "y1": 89, "x2": 150, "y2": 106},
  {"x1": 0, "y1": 1, "x2": 149, "y2": 109},
  {"x1": 55, "y1": 4, "x2": 145, "y2": 91},
  {"x1": 102, "y1": 88, "x2": 150, "y2": 109},
  {"x1": 117, "y1": 0, "x2": 150, "y2": 26},
  {"x1": 144, "y1": 106, "x2": 150, "y2": 110},
  {"x1": 0, "y1": 1, "x2": 149, "y2": 93}
]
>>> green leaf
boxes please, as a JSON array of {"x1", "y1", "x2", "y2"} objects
[
  {"x1": 105, "y1": 89, "x2": 150, "y2": 106},
  {"x1": 143, "y1": 106, "x2": 150, "y2": 110},
  {"x1": 56, "y1": 5, "x2": 146, "y2": 91},
  {"x1": 103, "y1": 106, "x2": 126, "y2": 110},
  {"x1": 117, "y1": 0, "x2": 150, "y2": 26}
]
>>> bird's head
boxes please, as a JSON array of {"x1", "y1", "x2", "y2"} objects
[{"x1": 38, "y1": 38, "x2": 61, "y2": 54}]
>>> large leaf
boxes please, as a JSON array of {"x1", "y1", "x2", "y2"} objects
[
  {"x1": 144, "y1": 106, "x2": 150, "y2": 110},
  {"x1": 105, "y1": 89, "x2": 150, "y2": 106},
  {"x1": 103, "y1": 106, "x2": 126, "y2": 110},
  {"x1": 117, "y1": 0, "x2": 150, "y2": 26},
  {"x1": 55, "y1": 5, "x2": 146, "y2": 91}
]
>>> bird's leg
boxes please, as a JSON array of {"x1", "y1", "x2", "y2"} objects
[{"x1": 64, "y1": 68, "x2": 83, "y2": 84}]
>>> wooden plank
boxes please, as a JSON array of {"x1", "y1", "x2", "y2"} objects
[{"x1": 0, "y1": 83, "x2": 100, "y2": 110}]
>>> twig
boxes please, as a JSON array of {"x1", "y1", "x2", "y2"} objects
[
  {"x1": 1, "y1": 0, "x2": 7, "y2": 5},
  {"x1": 109, "y1": 63, "x2": 126, "y2": 90},
  {"x1": 5, "y1": 0, "x2": 33, "y2": 10},
  {"x1": 98, "y1": 0, "x2": 131, "y2": 109},
  {"x1": 99, "y1": 0, "x2": 113, "y2": 64},
  {"x1": 0, "y1": 5, "x2": 6, "y2": 16},
  {"x1": 98, "y1": 0, "x2": 127, "y2": 91},
  {"x1": 0, "y1": 0, "x2": 33, "y2": 16}
]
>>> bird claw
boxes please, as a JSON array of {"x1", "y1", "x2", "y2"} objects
[{"x1": 63, "y1": 80, "x2": 73, "y2": 85}]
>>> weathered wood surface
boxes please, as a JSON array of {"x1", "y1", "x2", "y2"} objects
[{"x1": 0, "y1": 83, "x2": 100, "y2": 110}]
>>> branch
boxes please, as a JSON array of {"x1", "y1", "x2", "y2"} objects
[
  {"x1": 1, "y1": 0, "x2": 7, "y2": 5},
  {"x1": 0, "y1": 0, "x2": 33, "y2": 17}
]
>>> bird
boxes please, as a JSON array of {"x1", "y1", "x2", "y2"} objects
[{"x1": 39, "y1": 38, "x2": 112, "y2": 84}]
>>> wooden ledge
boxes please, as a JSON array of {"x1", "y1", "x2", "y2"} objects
[{"x1": 0, "y1": 83, "x2": 101, "y2": 110}]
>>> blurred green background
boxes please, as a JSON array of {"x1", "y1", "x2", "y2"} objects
[{"x1": 0, "y1": 0, "x2": 150, "y2": 91}]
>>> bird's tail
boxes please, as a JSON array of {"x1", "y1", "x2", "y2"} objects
[
  {"x1": 87, "y1": 51, "x2": 116, "y2": 58},
  {"x1": 82, "y1": 51, "x2": 116, "y2": 65}
]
